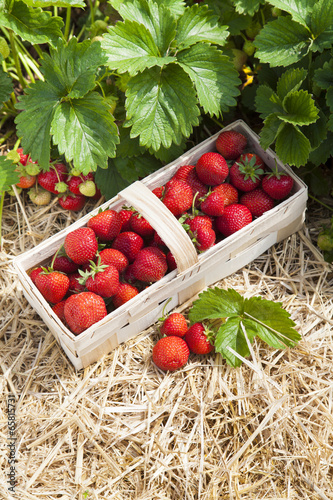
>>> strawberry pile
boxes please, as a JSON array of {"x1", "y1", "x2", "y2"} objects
[
  {"x1": 28, "y1": 128, "x2": 295, "y2": 336},
  {"x1": 10, "y1": 148, "x2": 101, "y2": 209}
]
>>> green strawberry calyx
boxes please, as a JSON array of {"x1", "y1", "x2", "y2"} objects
[
  {"x1": 236, "y1": 155, "x2": 264, "y2": 181},
  {"x1": 264, "y1": 160, "x2": 289, "y2": 180},
  {"x1": 78, "y1": 255, "x2": 108, "y2": 284}
]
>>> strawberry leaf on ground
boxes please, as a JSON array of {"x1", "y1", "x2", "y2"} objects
[{"x1": 188, "y1": 287, "x2": 301, "y2": 367}]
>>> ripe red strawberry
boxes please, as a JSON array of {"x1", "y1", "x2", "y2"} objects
[
  {"x1": 35, "y1": 270, "x2": 70, "y2": 304},
  {"x1": 98, "y1": 248, "x2": 129, "y2": 273},
  {"x1": 16, "y1": 173, "x2": 36, "y2": 189},
  {"x1": 52, "y1": 300, "x2": 67, "y2": 322},
  {"x1": 16, "y1": 148, "x2": 29, "y2": 166},
  {"x1": 58, "y1": 193, "x2": 86, "y2": 211},
  {"x1": 88, "y1": 209, "x2": 122, "y2": 242},
  {"x1": 229, "y1": 153, "x2": 265, "y2": 192},
  {"x1": 160, "y1": 313, "x2": 188, "y2": 337},
  {"x1": 162, "y1": 179, "x2": 193, "y2": 217},
  {"x1": 29, "y1": 267, "x2": 43, "y2": 284},
  {"x1": 123, "y1": 263, "x2": 136, "y2": 283},
  {"x1": 215, "y1": 204, "x2": 253, "y2": 237},
  {"x1": 194, "y1": 226, "x2": 216, "y2": 251},
  {"x1": 152, "y1": 230, "x2": 166, "y2": 248},
  {"x1": 53, "y1": 255, "x2": 79, "y2": 274},
  {"x1": 112, "y1": 282, "x2": 139, "y2": 308},
  {"x1": 64, "y1": 292, "x2": 107, "y2": 334},
  {"x1": 112, "y1": 231, "x2": 144, "y2": 262},
  {"x1": 152, "y1": 186, "x2": 165, "y2": 199},
  {"x1": 173, "y1": 164, "x2": 208, "y2": 204},
  {"x1": 166, "y1": 251, "x2": 177, "y2": 271},
  {"x1": 131, "y1": 246, "x2": 168, "y2": 283},
  {"x1": 68, "y1": 172, "x2": 94, "y2": 195},
  {"x1": 130, "y1": 212, "x2": 154, "y2": 238},
  {"x1": 185, "y1": 322, "x2": 214, "y2": 354},
  {"x1": 37, "y1": 163, "x2": 68, "y2": 194},
  {"x1": 82, "y1": 263, "x2": 120, "y2": 298},
  {"x1": 195, "y1": 152, "x2": 229, "y2": 186},
  {"x1": 185, "y1": 214, "x2": 213, "y2": 232},
  {"x1": 118, "y1": 207, "x2": 136, "y2": 231},
  {"x1": 152, "y1": 336, "x2": 190, "y2": 371},
  {"x1": 200, "y1": 190, "x2": 225, "y2": 216},
  {"x1": 212, "y1": 183, "x2": 239, "y2": 206},
  {"x1": 240, "y1": 188, "x2": 275, "y2": 217},
  {"x1": 64, "y1": 227, "x2": 98, "y2": 265},
  {"x1": 262, "y1": 169, "x2": 294, "y2": 200},
  {"x1": 215, "y1": 130, "x2": 247, "y2": 160},
  {"x1": 68, "y1": 272, "x2": 86, "y2": 294}
]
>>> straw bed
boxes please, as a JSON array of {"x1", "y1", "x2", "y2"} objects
[{"x1": 1, "y1": 189, "x2": 332, "y2": 500}]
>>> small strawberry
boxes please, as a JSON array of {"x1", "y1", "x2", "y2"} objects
[
  {"x1": 58, "y1": 193, "x2": 86, "y2": 211},
  {"x1": 212, "y1": 183, "x2": 239, "y2": 206},
  {"x1": 185, "y1": 322, "x2": 214, "y2": 354},
  {"x1": 162, "y1": 179, "x2": 193, "y2": 217},
  {"x1": 112, "y1": 231, "x2": 144, "y2": 262},
  {"x1": 229, "y1": 153, "x2": 265, "y2": 192},
  {"x1": 215, "y1": 204, "x2": 253, "y2": 237},
  {"x1": 195, "y1": 152, "x2": 229, "y2": 186},
  {"x1": 52, "y1": 300, "x2": 67, "y2": 322},
  {"x1": 118, "y1": 207, "x2": 136, "y2": 231},
  {"x1": 28, "y1": 187, "x2": 52, "y2": 206},
  {"x1": 68, "y1": 272, "x2": 86, "y2": 294},
  {"x1": 16, "y1": 173, "x2": 36, "y2": 189},
  {"x1": 37, "y1": 163, "x2": 68, "y2": 194},
  {"x1": 16, "y1": 148, "x2": 29, "y2": 166},
  {"x1": 35, "y1": 270, "x2": 70, "y2": 304},
  {"x1": 53, "y1": 254, "x2": 79, "y2": 274},
  {"x1": 200, "y1": 190, "x2": 225, "y2": 217},
  {"x1": 240, "y1": 188, "x2": 275, "y2": 217},
  {"x1": 64, "y1": 292, "x2": 107, "y2": 334},
  {"x1": 261, "y1": 166, "x2": 294, "y2": 200},
  {"x1": 160, "y1": 312, "x2": 188, "y2": 337},
  {"x1": 166, "y1": 251, "x2": 177, "y2": 271},
  {"x1": 130, "y1": 212, "x2": 154, "y2": 238},
  {"x1": 185, "y1": 215, "x2": 213, "y2": 232},
  {"x1": 64, "y1": 227, "x2": 98, "y2": 265},
  {"x1": 88, "y1": 209, "x2": 122, "y2": 242},
  {"x1": 194, "y1": 226, "x2": 216, "y2": 251},
  {"x1": 98, "y1": 248, "x2": 129, "y2": 273},
  {"x1": 215, "y1": 130, "x2": 247, "y2": 160},
  {"x1": 152, "y1": 230, "x2": 166, "y2": 248},
  {"x1": 112, "y1": 282, "x2": 139, "y2": 308},
  {"x1": 80, "y1": 259, "x2": 120, "y2": 298},
  {"x1": 79, "y1": 180, "x2": 96, "y2": 197},
  {"x1": 68, "y1": 172, "x2": 94, "y2": 195},
  {"x1": 152, "y1": 186, "x2": 165, "y2": 199},
  {"x1": 173, "y1": 164, "x2": 208, "y2": 204},
  {"x1": 152, "y1": 336, "x2": 190, "y2": 371},
  {"x1": 131, "y1": 246, "x2": 168, "y2": 283},
  {"x1": 29, "y1": 267, "x2": 43, "y2": 284}
]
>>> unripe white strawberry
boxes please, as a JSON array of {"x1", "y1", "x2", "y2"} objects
[
  {"x1": 79, "y1": 180, "x2": 96, "y2": 197},
  {"x1": 28, "y1": 187, "x2": 52, "y2": 205}
]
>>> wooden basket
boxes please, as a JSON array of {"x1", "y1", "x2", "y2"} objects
[{"x1": 13, "y1": 120, "x2": 308, "y2": 370}]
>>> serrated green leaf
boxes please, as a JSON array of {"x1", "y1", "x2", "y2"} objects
[
  {"x1": 268, "y1": 0, "x2": 315, "y2": 27},
  {"x1": 278, "y1": 89, "x2": 318, "y2": 125},
  {"x1": 118, "y1": 0, "x2": 177, "y2": 54},
  {"x1": 149, "y1": 137, "x2": 187, "y2": 162},
  {"x1": 255, "y1": 85, "x2": 284, "y2": 119},
  {"x1": 177, "y1": 43, "x2": 240, "y2": 116},
  {"x1": 23, "y1": 0, "x2": 85, "y2": 7},
  {"x1": 15, "y1": 80, "x2": 59, "y2": 167},
  {"x1": 232, "y1": 0, "x2": 262, "y2": 17},
  {"x1": 0, "y1": 1, "x2": 63, "y2": 47},
  {"x1": 276, "y1": 67, "x2": 307, "y2": 100},
  {"x1": 94, "y1": 159, "x2": 129, "y2": 200},
  {"x1": 188, "y1": 287, "x2": 245, "y2": 323},
  {"x1": 101, "y1": 20, "x2": 174, "y2": 76},
  {"x1": 254, "y1": 17, "x2": 310, "y2": 67},
  {"x1": 125, "y1": 64, "x2": 200, "y2": 150},
  {"x1": 301, "y1": 108, "x2": 327, "y2": 149},
  {"x1": 308, "y1": 131, "x2": 333, "y2": 165},
  {"x1": 313, "y1": 61, "x2": 333, "y2": 90},
  {"x1": 0, "y1": 157, "x2": 20, "y2": 194},
  {"x1": 116, "y1": 126, "x2": 146, "y2": 158},
  {"x1": 176, "y1": 4, "x2": 229, "y2": 50},
  {"x1": 41, "y1": 38, "x2": 107, "y2": 99},
  {"x1": 259, "y1": 114, "x2": 283, "y2": 150},
  {"x1": 0, "y1": 65, "x2": 13, "y2": 104},
  {"x1": 112, "y1": 0, "x2": 186, "y2": 18},
  {"x1": 215, "y1": 317, "x2": 253, "y2": 367},
  {"x1": 310, "y1": 0, "x2": 333, "y2": 37},
  {"x1": 275, "y1": 123, "x2": 311, "y2": 167},
  {"x1": 51, "y1": 92, "x2": 119, "y2": 173}
]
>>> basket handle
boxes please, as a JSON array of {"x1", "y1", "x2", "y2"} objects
[{"x1": 119, "y1": 181, "x2": 198, "y2": 273}]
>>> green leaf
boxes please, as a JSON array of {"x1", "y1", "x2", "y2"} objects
[
  {"x1": 243, "y1": 296, "x2": 301, "y2": 349},
  {"x1": 149, "y1": 137, "x2": 187, "y2": 162},
  {"x1": 15, "y1": 80, "x2": 59, "y2": 167},
  {"x1": 0, "y1": 157, "x2": 20, "y2": 194},
  {"x1": 112, "y1": 0, "x2": 186, "y2": 18},
  {"x1": 275, "y1": 123, "x2": 311, "y2": 167},
  {"x1": 267, "y1": 0, "x2": 315, "y2": 27},
  {"x1": 308, "y1": 131, "x2": 333, "y2": 166},
  {"x1": 276, "y1": 67, "x2": 307, "y2": 100},
  {"x1": 176, "y1": 4, "x2": 229, "y2": 50},
  {"x1": 0, "y1": 64, "x2": 13, "y2": 104},
  {"x1": 177, "y1": 43, "x2": 240, "y2": 116},
  {"x1": 23, "y1": 0, "x2": 85, "y2": 7},
  {"x1": 94, "y1": 159, "x2": 130, "y2": 200},
  {"x1": 0, "y1": 1, "x2": 63, "y2": 47},
  {"x1": 310, "y1": 0, "x2": 333, "y2": 38},
  {"x1": 254, "y1": 17, "x2": 310, "y2": 67},
  {"x1": 279, "y1": 89, "x2": 319, "y2": 125},
  {"x1": 259, "y1": 114, "x2": 283, "y2": 150},
  {"x1": 116, "y1": 126, "x2": 146, "y2": 158},
  {"x1": 255, "y1": 84, "x2": 284, "y2": 119},
  {"x1": 101, "y1": 20, "x2": 174, "y2": 76},
  {"x1": 232, "y1": 0, "x2": 262, "y2": 17},
  {"x1": 118, "y1": 0, "x2": 177, "y2": 54},
  {"x1": 188, "y1": 288, "x2": 245, "y2": 323},
  {"x1": 301, "y1": 108, "x2": 327, "y2": 149},
  {"x1": 41, "y1": 38, "x2": 107, "y2": 99},
  {"x1": 215, "y1": 317, "x2": 253, "y2": 368},
  {"x1": 125, "y1": 64, "x2": 200, "y2": 150},
  {"x1": 313, "y1": 61, "x2": 333, "y2": 90},
  {"x1": 51, "y1": 92, "x2": 119, "y2": 173}
]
